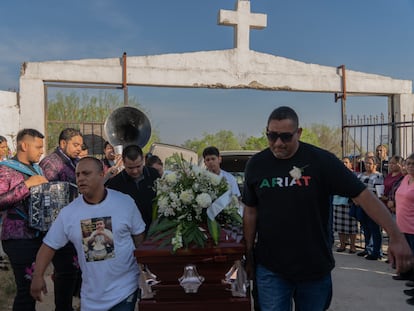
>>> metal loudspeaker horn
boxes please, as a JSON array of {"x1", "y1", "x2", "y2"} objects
[{"x1": 104, "y1": 106, "x2": 151, "y2": 148}]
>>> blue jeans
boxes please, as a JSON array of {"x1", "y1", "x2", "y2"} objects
[
  {"x1": 357, "y1": 208, "x2": 382, "y2": 257},
  {"x1": 109, "y1": 290, "x2": 138, "y2": 311},
  {"x1": 256, "y1": 264, "x2": 332, "y2": 311}
]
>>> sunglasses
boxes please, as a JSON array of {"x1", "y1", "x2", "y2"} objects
[{"x1": 266, "y1": 130, "x2": 296, "y2": 143}]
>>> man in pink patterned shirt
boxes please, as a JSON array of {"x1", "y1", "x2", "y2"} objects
[{"x1": 0, "y1": 129, "x2": 48, "y2": 311}]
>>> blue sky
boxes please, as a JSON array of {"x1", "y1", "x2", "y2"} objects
[{"x1": 1, "y1": 0, "x2": 414, "y2": 145}]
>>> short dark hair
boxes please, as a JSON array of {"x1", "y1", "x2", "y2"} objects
[
  {"x1": 81, "y1": 143, "x2": 88, "y2": 151},
  {"x1": 145, "y1": 152, "x2": 152, "y2": 162},
  {"x1": 202, "y1": 146, "x2": 220, "y2": 158},
  {"x1": 122, "y1": 145, "x2": 143, "y2": 161},
  {"x1": 390, "y1": 155, "x2": 404, "y2": 165},
  {"x1": 16, "y1": 129, "x2": 44, "y2": 143},
  {"x1": 267, "y1": 106, "x2": 299, "y2": 129},
  {"x1": 77, "y1": 156, "x2": 104, "y2": 172},
  {"x1": 365, "y1": 156, "x2": 378, "y2": 165},
  {"x1": 0, "y1": 135, "x2": 6, "y2": 143},
  {"x1": 146, "y1": 154, "x2": 163, "y2": 167},
  {"x1": 58, "y1": 128, "x2": 82, "y2": 143},
  {"x1": 103, "y1": 141, "x2": 112, "y2": 150}
]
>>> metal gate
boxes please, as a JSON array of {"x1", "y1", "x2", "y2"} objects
[
  {"x1": 342, "y1": 112, "x2": 414, "y2": 161},
  {"x1": 44, "y1": 77, "x2": 128, "y2": 156},
  {"x1": 45, "y1": 118, "x2": 106, "y2": 157}
]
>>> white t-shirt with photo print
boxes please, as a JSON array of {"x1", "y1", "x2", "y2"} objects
[{"x1": 43, "y1": 189, "x2": 145, "y2": 311}]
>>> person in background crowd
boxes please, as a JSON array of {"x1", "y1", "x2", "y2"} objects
[
  {"x1": 145, "y1": 153, "x2": 164, "y2": 176},
  {"x1": 40, "y1": 127, "x2": 83, "y2": 311},
  {"x1": 376, "y1": 144, "x2": 389, "y2": 177},
  {"x1": 387, "y1": 158, "x2": 407, "y2": 216},
  {"x1": 242, "y1": 106, "x2": 412, "y2": 311},
  {"x1": 0, "y1": 135, "x2": 9, "y2": 161},
  {"x1": 0, "y1": 129, "x2": 48, "y2": 311},
  {"x1": 31, "y1": 157, "x2": 145, "y2": 311},
  {"x1": 358, "y1": 151, "x2": 375, "y2": 173},
  {"x1": 106, "y1": 145, "x2": 160, "y2": 234},
  {"x1": 0, "y1": 135, "x2": 10, "y2": 262},
  {"x1": 203, "y1": 146, "x2": 243, "y2": 217},
  {"x1": 382, "y1": 155, "x2": 404, "y2": 215},
  {"x1": 351, "y1": 154, "x2": 362, "y2": 173},
  {"x1": 393, "y1": 154, "x2": 414, "y2": 305},
  {"x1": 356, "y1": 156, "x2": 384, "y2": 261},
  {"x1": 203, "y1": 146, "x2": 241, "y2": 198},
  {"x1": 332, "y1": 157, "x2": 358, "y2": 254},
  {"x1": 101, "y1": 141, "x2": 123, "y2": 182},
  {"x1": 384, "y1": 158, "x2": 407, "y2": 267},
  {"x1": 79, "y1": 143, "x2": 89, "y2": 158},
  {"x1": 102, "y1": 141, "x2": 116, "y2": 171}
]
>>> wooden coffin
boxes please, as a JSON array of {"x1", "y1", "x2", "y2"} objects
[{"x1": 134, "y1": 239, "x2": 251, "y2": 311}]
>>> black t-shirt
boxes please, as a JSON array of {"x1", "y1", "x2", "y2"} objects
[
  {"x1": 242, "y1": 142, "x2": 366, "y2": 281},
  {"x1": 105, "y1": 166, "x2": 160, "y2": 233}
]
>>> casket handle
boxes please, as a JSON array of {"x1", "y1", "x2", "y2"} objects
[{"x1": 179, "y1": 264, "x2": 205, "y2": 293}]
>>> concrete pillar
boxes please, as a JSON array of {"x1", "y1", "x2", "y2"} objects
[
  {"x1": 19, "y1": 78, "x2": 46, "y2": 135},
  {"x1": 0, "y1": 90, "x2": 19, "y2": 152},
  {"x1": 390, "y1": 94, "x2": 414, "y2": 158}
]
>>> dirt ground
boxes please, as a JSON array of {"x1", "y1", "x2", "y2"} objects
[
  {"x1": 0, "y1": 264, "x2": 14, "y2": 309},
  {"x1": 0, "y1": 264, "x2": 79, "y2": 311}
]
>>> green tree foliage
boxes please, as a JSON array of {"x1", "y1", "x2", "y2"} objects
[
  {"x1": 183, "y1": 130, "x2": 241, "y2": 155},
  {"x1": 299, "y1": 128, "x2": 319, "y2": 146},
  {"x1": 47, "y1": 90, "x2": 342, "y2": 159},
  {"x1": 307, "y1": 124, "x2": 342, "y2": 156},
  {"x1": 181, "y1": 125, "x2": 342, "y2": 157},
  {"x1": 243, "y1": 131, "x2": 267, "y2": 151},
  {"x1": 47, "y1": 91, "x2": 159, "y2": 155}
]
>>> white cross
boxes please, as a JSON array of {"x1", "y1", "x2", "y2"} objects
[{"x1": 218, "y1": 0, "x2": 267, "y2": 51}]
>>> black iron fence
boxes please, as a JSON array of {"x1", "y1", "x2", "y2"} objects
[
  {"x1": 46, "y1": 120, "x2": 105, "y2": 158},
  {"x1": 343, "y1": 112, "x2": 414, "y2": 160}
]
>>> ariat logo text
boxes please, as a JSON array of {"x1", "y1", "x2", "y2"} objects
[{"x1": 259, "y1": 176, "x2": 311, "y2": 188}]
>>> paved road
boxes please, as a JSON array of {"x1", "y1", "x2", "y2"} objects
[
  {"x1": 33, "y1": 244, "x2": 412, "y2": 311},
  {"x1": 329, "y1": 247, "x2": 412, "y2": 311}
]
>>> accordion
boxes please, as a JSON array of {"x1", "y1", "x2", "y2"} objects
[{"x1": 29, "y1": 181, "x2": 78, "y2": 231}]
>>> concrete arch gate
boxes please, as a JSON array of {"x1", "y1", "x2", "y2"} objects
[{"x1": 4, "y1": 0, "x2": 414, "y2": 155}]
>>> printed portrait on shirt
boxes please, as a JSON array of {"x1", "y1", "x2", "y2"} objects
[{"x1": 81, "y1": 216, "x2": 115, "y2": 262}]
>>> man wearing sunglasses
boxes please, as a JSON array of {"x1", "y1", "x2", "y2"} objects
[{"x1": 242, "y1": 106, "x2": 413, "y2": 311}]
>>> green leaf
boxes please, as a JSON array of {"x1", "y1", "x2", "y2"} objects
[
  {"x1": 148, "y1": 218, "x2": 177, "y2": 236},
  {"x1": 150, "y1": 228, "x2": 176, "y2": 242},
  {"x1": 152, "y1": 201, "x2": 159, "y2": 222},
  {"x1": 182, "y1": 223, "x2": 199, "y2": 247},
  {"x1": 207, "y1": 218, "x2": 221, "y2": 245},
  {"x1": 234, "y1": 213, "x2": 243, "y2": 225},
  {"x1": 193, "y1": 229, "x2": 206, "y2": 248}
]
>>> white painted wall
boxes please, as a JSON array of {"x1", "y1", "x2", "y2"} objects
[
  {"x1": 0, "y1": 90, "x2": 19, "y2": 152},
  {"x1": 391, "y1": 94, "x2": 414, "y2": 157}
]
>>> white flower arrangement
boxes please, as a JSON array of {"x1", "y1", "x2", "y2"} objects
[{"x1": 148, "y1": 154, "x2": 242, "y2": 252}]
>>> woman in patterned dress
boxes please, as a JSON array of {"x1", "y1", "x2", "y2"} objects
[{"x1": 333, "y1": 157, "x2": 359, "y2": 253}]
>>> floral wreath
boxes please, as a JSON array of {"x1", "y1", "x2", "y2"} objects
[{"x1": 148, "y1": 154, "x2": 242, "y2": 252}]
